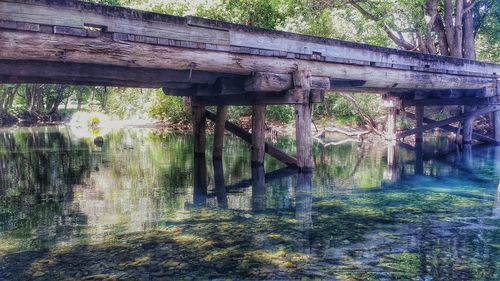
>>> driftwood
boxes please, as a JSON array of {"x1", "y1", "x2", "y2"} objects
[{"x1": 313, "y1": 127, "x2": 368, "y2": 147}]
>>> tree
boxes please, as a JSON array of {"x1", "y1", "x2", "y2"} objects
[{"x1": 312, "y1": 0, "x2": 499, "y2": 59}]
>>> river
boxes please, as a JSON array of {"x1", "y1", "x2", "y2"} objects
[{"x1": 0, "y1": 126, "x2": 498, "y2": 280}]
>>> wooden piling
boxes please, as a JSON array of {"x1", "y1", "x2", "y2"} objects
[
  {"x1": 213, "y1": 105, "x2": 228, "y2": 161},
  {"x1": 251, "y1": 105, "x2": 266, "y2": 166},
  {"x1": 495, "y1": 84, "x2": 500, "y2": 145},
  {"x1": 192, "y1": 105, "x2": 206, "y2": 157},
  {"x1": 415, "y1": 105, "x2": 424, "y2": 143},
  {"x1": 386, "y1": 102, "x2": 397, "y2": 141},
  {"x1": 292, "y1": 69, "x2": 313, "y2": 172},
  {"x1": 463, "y1": 105, "x2": 474, "y2": 144},
  {"x1": 205, "y1": 110, "x2": 298, "y2": 167}
]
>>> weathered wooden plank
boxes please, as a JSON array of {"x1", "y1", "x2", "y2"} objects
[
  {"x1": 213, "y1": 105, "x2": 228, "y2": 161},
  {"x1": 244, "y1": 72, "x2": 330, "y2": 92},
  {"x1": 397, "y1": 105, "x2": 500, "y2": 139},
  {"x1": 53, "y1": 25, "x2": 87, "y2": 37},
  {"x1": 403, "y1": 111, "x2": 494, "y2": 144},
  {"x1": 205, "y1": 110, "x2": 298, "y2": 167},
  {"x1": 403, "y1": 96, "x2": 500, "y2": 107},
  {"x1": 251, "y1": 105, "x2": 266, "y2": 166},
  {"x1": 2, "y1": 0, "x2": 499, "y2": 79},
  {"x1": 0, "y1": 60, "x2": 225, "y2": 86},
  {"x1": 1, "y1": 30, "x2": 494, "y2": 90},
  {"x1": 0, "y1": 1, "x2": 230, "y2": 45},
  {"x1": 229, "y1": 29, "x2": 499, "y2": 77},
  {"x1": 191, "y1": 91, "x2": 324, "y2": 106}
]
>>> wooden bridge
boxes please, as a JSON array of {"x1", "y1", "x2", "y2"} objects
[{"x1": 1, "y1": 0, "x2": 500, "y2": 172}]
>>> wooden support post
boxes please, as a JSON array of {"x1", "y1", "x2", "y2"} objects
[
  {"x1": 192, "y1": 105, "x2": 206, "y2": 157},
  {"x1": 205, "y1": 110, "x2": 298, "y2": 167},
  {"x1": 386, "y1": 97, "x2": 398, "y2": 141},
  {"x1": 402, "y1": 112, "x2": 495, "y2": 144},
  {"x1": 292, "y1": 70, "x2": 313, "y2": 172},
  {"x1": 495, "y1": 84, "x2": 500, "y2": 145},
  {"x1": 251, "y1": 105, "x2": 266, "y2": 166},
  {"x1": 397, "y1": 105, "x2": 500, "y2": 139},
  {"x1": 213, "y1": 105, "x2": 228, "y2": 161},
  {"x1": 463, "y1": 106, "x2": 474, "y2": 145},
  {"x1": 494, "y1": 111, "x2": 500, "y2": 145},
  {"x1": 415, "y1": 105, "x2": 424, "y2": 143}
]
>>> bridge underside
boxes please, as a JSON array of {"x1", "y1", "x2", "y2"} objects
[{"x1": 1, "y1": 0, "x2": 500, "y2": 171}]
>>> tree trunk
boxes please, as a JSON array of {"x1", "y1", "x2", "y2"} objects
[
  {"x1": 444, "y1": 0, "x2": 458, "y2": 56},
  {"x1": 463, "y1": 0, "x2": 475, "y2": 59},
  {"x1": 454, "y1": 0, "x2": 464, "y2": 58}
]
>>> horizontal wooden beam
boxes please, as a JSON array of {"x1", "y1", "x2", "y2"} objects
[
  {"x1": 402, "y1": 96, "x2": 500, "y2": 107},
  {"x1": 402, "y1": 111, "x2": 495, "y2": 144},
  {"x1": 0, "y1": 60, "x2": 229, "y2": 87},
  {"x1": 0, "y1": 30, "x2": 496, "y2": 90},
  {"x1": 192, "y1": 90, "x2": 324, "y2": 105},
  {"x1": 205, "y1": 110, "x2": 298, "y2": 167},
  {"x1": 397, "y1": 105, "x2": 500, "y2": 139},
  {"x1": 244, "y1": 72, "x2": 330, "y2": 92},
  {"x1": 2, "y1": 0, "x2": 499, "y2": 78}
]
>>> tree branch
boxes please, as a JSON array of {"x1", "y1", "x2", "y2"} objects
[{"x1": 347, "y1": 0, "x2": 416, "y2": 50}]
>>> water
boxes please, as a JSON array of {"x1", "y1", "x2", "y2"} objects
[{"x1": 0, "y1": 126, "x2": 498, "y2": 280}]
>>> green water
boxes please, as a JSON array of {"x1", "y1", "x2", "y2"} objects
[{"x1": 0, "y1": 126, "x2": 498, "y2": 280}]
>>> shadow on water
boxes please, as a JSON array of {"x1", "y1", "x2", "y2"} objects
[{"x1": 0, "y1": 127, "x2": 499, "y2": 280}]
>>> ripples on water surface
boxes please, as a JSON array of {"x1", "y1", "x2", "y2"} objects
[{"x1": 0, "y1": 126, "x2": 498, "y2": 280}]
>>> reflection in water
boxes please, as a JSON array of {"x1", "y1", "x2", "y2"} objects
[
  {"x1": 0, "y1": 127, "x2": 499, "y2": 280},
  {"x1": 193, "y1": 156, "x2": 208, "y2": 207},
  {"x1": 251, "y1": 166, "x2": 266, "y2": 212},
  {"x1": 213, "y1": 160, "x2": 227, "y2": 209}
]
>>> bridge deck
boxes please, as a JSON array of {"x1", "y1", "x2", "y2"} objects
[{"x1": 0, "y1": 0, "x2": 499, "y2": 97}]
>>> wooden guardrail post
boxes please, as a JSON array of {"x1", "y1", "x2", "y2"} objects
[{"x1": 292, "y1": 69, "x2": 313, "y2": 172}]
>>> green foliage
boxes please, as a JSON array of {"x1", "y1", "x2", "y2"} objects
[
  {"x1": 148, "y1": 91, "x2": 191, "y2": 123},
  {"x1": 227, "y1": 106, "x2": 252, "y2": 122},
  {"x1": 88, "y1": 116, "x2": 101, "y2": 127},
  {"x1": 266, "y1": 105, "x2": 294, "y2": 124}
]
